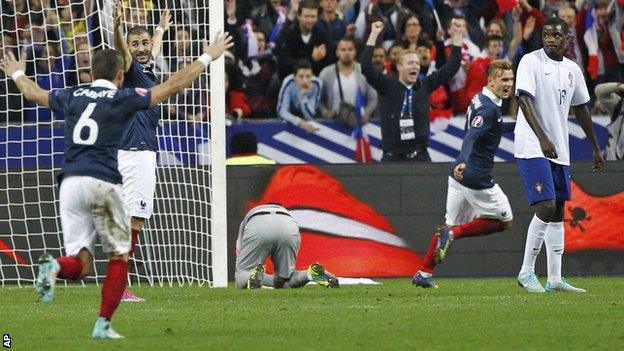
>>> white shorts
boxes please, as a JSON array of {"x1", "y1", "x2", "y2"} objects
[
  {"x1": 118, "y1": 149, "x2": 157, "y2": 219},
  {"x1": 444, "y1": 177, "x2": 513, "y2": 226},
  {"x1": 59, "y1": 176, "x2": 131, "y2": 256}
]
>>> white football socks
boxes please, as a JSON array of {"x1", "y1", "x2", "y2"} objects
[
  {"x1": 545, "y1": 221, "x2": 564, "y2": 284},
  {"x1": 520, "y1": 215, "x2": 548, "y2": 274}
]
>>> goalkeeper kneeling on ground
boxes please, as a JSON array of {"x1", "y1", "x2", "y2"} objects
[{"x1": 235, "y1": 204, "x2": 340, "y2": 289}]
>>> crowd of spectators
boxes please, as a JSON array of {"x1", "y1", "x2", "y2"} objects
[
  {"x1": 1, "y1": 0, "x2": 623, "y2": 125},
  {"x1": 226, "y1": 0, "x2": 624, "y2": 126},
  {"x1": 1, "y1": 0, "x2": 97, "y2": 122}
]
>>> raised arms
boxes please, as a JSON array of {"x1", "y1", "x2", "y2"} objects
[
  {"x1": 360, "y1": 22, "x2": 392, "y2": 93},
  {"x1": 113, "y1": 0, "x2": 133, "y2": 72},
  {"x1": 149, "y1": 32, "x2": 233, "y2": 107},
  {"x1": 0, "y1": 52, "x2": 50, "y2": 107},
  {"x1": 150, "y1": 6, "x2": 172, "y2": 60}
]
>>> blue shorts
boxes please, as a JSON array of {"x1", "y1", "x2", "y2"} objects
[{"x1": 516, "y1": 157, "x2": 571, "y2": 205}]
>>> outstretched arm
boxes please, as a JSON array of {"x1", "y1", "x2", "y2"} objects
[
  {"x1": 150, "y1": 32, "x2": 233, "y2": 107},
  {"x1": 518, "y1": 94, "x2": 557, "y2": 159},
  {"x1": 427, "y1": 18, "x2": 464, "y2": 89},
  {"x1": 572, "y1": 104, "x2": 605, "y2": 172},
  {"x1": 114, "y1": 0, "x2": 132, "y2": 72},
  {"x1": 360, "y1": 21, "x2": 392, "y2": 93},
  {"x1": 0, "y1": 52, "x2": 49, "y2": 107},
  {"x1": 151, "y1": 6, "x2": 171, "y2": 60}
]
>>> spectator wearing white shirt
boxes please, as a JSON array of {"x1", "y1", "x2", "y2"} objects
[{"x1": 319, "y1": 37, "x2": 378, "y2": 126}]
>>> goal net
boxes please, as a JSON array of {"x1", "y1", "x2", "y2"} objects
[{"x1": 0, "y1": 0, "x2": 227, "y2": 287}]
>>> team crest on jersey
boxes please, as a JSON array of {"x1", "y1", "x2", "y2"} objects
[
  {"x1": 134, "y1": 87, "x2": 148, "y2": 97},
  {"x1": 471, "y1": 115, "x2": 483, "y2": 128},
  {"x1": 535, "y1": 182, "x2": 544, "y2": 194},
  {"x1": 568, "y1": 73, "x2": 573, "y2": 87}
]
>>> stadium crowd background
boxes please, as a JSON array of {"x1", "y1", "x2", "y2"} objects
[{"x1": 0, "y1": 0, "x2": 623, "y2": 124}]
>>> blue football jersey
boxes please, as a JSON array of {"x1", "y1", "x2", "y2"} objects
[
  {"x1": 118, "y1": 60, "x2": 160, "y2": 151},
  {"x1": 454, "y1": 90, "x2": 515, "y2": 190},
  {"x1": 49, "y1": 79, "x2": 152, "y2": 184}
]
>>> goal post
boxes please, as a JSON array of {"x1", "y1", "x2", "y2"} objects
[
  {"x1": 0, "y1": 0, "x2": 227, "y2": 287},
  {"x1": 208, "y1": 0, "x2": 228, "y2": 288}
]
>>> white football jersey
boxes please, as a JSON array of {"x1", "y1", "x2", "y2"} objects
[{"x1": 514, "y1": 49, "x2": 590, "y2": 165}]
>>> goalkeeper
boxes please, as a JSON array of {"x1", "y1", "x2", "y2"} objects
[
  {"x1": 0, "y1": 32, "x2": 233, "y2": 339},
  {"x1": 236, "y1": 204, "x2": 340, "y2": 289},
  {"x1": 112, "y1": 0, "x2": 171, "y2": 302}
]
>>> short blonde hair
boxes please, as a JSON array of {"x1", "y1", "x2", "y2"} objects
[
  {"x1": 487, "y1": 59, "x2": 513, "y2": 78},
  {"x1": 397, "y1": 49, "x2": 418, "y2": 65}
]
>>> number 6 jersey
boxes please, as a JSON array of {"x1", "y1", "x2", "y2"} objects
[
  {"x1": 513, "y1": 48, "x2": 590, "y2": 166},
  {"x1": 48, "y1": 79, "x2": 152, "y2": 185}
]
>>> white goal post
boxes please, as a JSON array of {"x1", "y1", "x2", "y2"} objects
[{"x1": 0, "y1": 0, "x2": 227, "y2": 287}]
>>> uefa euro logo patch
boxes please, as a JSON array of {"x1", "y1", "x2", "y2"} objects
[
  {"x1": 535, "y1": 182, "x2": 544, "y2": 194},
  {"x1": 134, "y1": 88, "x2": 148, "y2": 97},
  {"x1": 471, "y1": 116, "x2": 483, "y2": 128}
]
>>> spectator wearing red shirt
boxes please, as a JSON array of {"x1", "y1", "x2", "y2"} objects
[
  {"x1": 460, "y1": 35, "x2": 504, "y2": 113},
  {"x1": 443, "y1": 16, "x2": 481, "y2": 114},
  {"x1": 226, "y1": 71, "x2": 252, "y2": 120}
]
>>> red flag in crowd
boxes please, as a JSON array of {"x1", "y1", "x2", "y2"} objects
[
  {"x1": 353, "y1": 89, "x2": 372, "y2": 163},
  {"x1": 495, "y1": 0, "x2": 517, "y2": 13}
]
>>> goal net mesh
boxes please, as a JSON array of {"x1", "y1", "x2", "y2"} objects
[{"x1": 0, "y1": 0, "x2": 227, "y2": 287}]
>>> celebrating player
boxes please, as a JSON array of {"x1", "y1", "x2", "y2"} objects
[
  {"x1": 515, "y1": 17, "x2": 604, "y2": 293},
  {"x1": 113, "y1": 1, "x2": 171, "y2": 302},
  {"x1": 412, "y1": 60, "x2": 516, "y2": 288},
  {"x1": 0, "y1": 32, "x2": 232, "y2": 338},
  {"x1": 236, "y1": 204, "x2": 339, "y2": 289}
]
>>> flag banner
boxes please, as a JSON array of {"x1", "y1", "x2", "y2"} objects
[
  {"x1": 353, "y1": 89, "x2": 372, "y2": 163},
  {"x1": 495, "y1": 0, "x2": 517, "y2": 13},
  {"x1": 583, "y1": 3, "x2": 599, "y2": 79},
  {"x1": 564, "y1": 181, "x2": 624, "y2": 252},
  {"x1": 0, "y1": 118, "x2": 610, "y2": 168}
]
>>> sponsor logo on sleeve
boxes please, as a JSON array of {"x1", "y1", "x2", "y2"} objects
[
  {"x1": 471, "y1": 115, "x2": 483, "y2": 128},
  {"x1": 134, "y1": 88, "x2": 149, "y2": 97}
]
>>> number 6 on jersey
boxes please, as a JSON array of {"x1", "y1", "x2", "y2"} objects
[{"x1": 73, "y1": 102, "x2": 99, "y2": 145}]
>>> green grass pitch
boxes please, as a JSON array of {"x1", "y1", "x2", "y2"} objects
[{"x1": 1, "y1": 277, "x2": 623, "y2": 350}]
